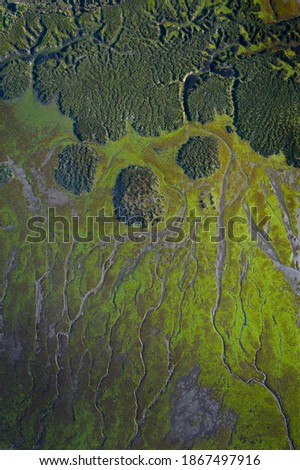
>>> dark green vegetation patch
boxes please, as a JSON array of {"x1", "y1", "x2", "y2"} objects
[
  {"x1": 0, "y1": 59, "x2": 31, "y2": 100},
  {"x1": 234, "y1": 52, "x2": 300, "y2": 167},
  {"x1": 185, "y1": 73, "x2": 234, "y2": 124},
  {"x1": 177, "y1": 136, "x2": 220, "y2": 179},
  {"x1": 55, "y1": 144, "x2": 99, "y2": 195},
  {"x1": 0, "y1": 163, "x2": 13, "y2": 186},
  {"x1": 113, "y1": 165, "x2": 164, "y2": 228},
  {"x1": 0, "y1": 0, "x2": 300, "y2": 167}
]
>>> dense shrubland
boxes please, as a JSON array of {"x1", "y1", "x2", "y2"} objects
[
  {"x1": 177, "y1": 136, "x2": 220, "y2": 179},
  {"x1": 186, "y1": 73, "x2": 234, "y2": 124},
  {"x1": 0, "y1": 58, "x2": 31, "y2": 99},
  {"x1": 234, "y1": 52, "x2": 300, "y2": 166},
  {"x1": 0, "y1": 163, "x2": 13, "y2": 186},
  {"x1": 0, "y1": 0, "x2": 299, "y2": 166},
  {"x1": 113, "y1": 166, "x2": 164, "y2": 228},
  {"x1": 55, "y1": 143, "x2": 99, "y2": 195}
]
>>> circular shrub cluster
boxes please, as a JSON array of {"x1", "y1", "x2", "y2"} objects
[
  {"x1": 113, "y1": 165, "x2": 164, "y2": 228},
  {"x1": 177, "y1": 136, "x2": 220, "y2": 179},
  {"x1": 0, "y1": 163, "x2": 13, "y2": 187},
  {"x1": 55, "y1": 144, "x2": 99, "y2": 195}
]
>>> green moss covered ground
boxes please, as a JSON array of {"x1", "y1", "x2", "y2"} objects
[
  {"x1": 0, "y1": 0, "x2": 300, "y2": 451},
  {"x1": 0, "y1": 88, "x2": 300, "y2": 449}
]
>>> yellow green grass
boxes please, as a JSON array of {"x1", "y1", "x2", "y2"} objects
[{"x1": 0, "y1": 91, "x2": 300, "y2": 449}]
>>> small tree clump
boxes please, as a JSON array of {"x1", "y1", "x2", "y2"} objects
[
  {"x1": 55, "y1": 144, "x2": 99, "y2": 195},
  {"x1": 177, "y1": 136, "x2": 220, "y2": 179},
  {"x1": 113, "y1": 165, "x2": 164, "y2": 228},
  {"x1": 0, "y1": 164, "x2": 13, "y2": 186}
]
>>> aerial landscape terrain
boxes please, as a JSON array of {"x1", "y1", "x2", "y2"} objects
[{"x1": 0, "y1": 0, "x2": 300, "y2": 450}]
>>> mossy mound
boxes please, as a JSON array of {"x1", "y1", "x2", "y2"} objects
[
  {"x1": 0, "y1": 163, "x2": 13, "y2": 187},
  {"x1": 55, "y1": 144, "x2": 99, "y2": 195},
  {"x1": 113, "y1": 165, "x2": 164, "y2": 228},
  {"x1": 177, "y1": 136, "x2": 220, "y2": 179}
]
